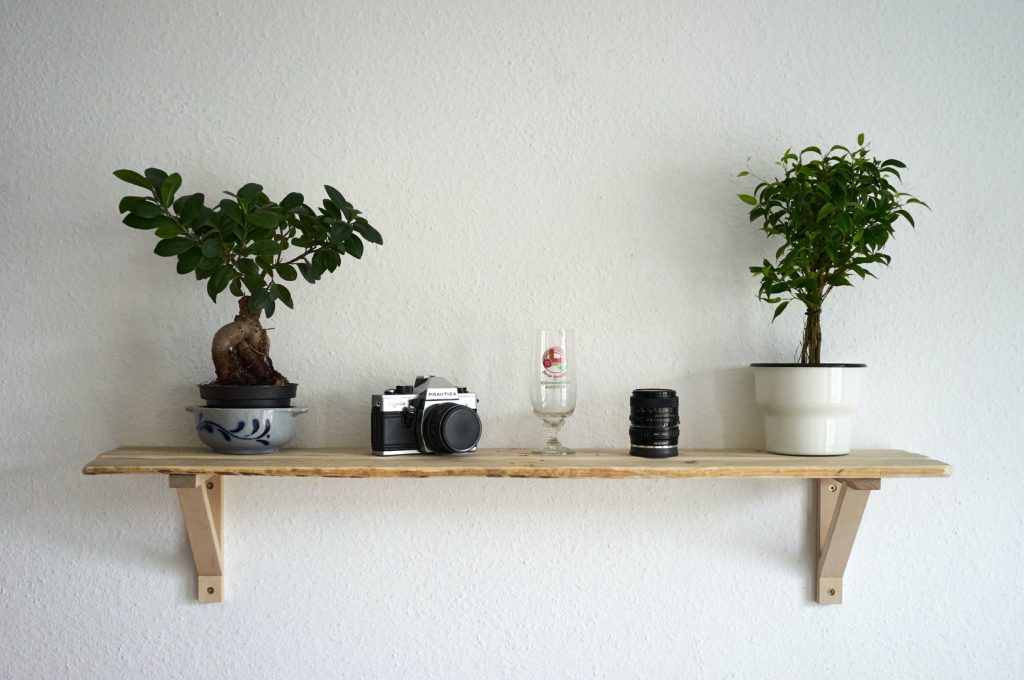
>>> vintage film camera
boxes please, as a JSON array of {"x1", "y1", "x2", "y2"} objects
[{"x1": 371, "y1": 376, "x2": 481, "y2": 455}]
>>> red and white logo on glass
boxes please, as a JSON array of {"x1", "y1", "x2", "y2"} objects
[{"x1": 542, "y1": 346, "x2": 566, "y2": 378}]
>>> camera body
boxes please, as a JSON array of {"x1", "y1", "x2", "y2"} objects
[{"x1": 371, "y1": 376, "x2": 481, "y2": 455}]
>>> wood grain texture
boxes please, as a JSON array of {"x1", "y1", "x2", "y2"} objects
[
  {"x1": 817, "y1": 479, "x2": 875, "y2": 604},
  {"x1": 83, "y1": 447, "x2": 951, "y2": 480},
  {"x1": 175, "y1": 473, "x2": 224, "y2": 603}
]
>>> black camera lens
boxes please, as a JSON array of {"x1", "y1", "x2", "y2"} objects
[
  {"x1": 423, "y1": 403, "x2": 482, "y2": 453},
  {"x1": 629, "y1": 388, "x2": 679, "y2": 458}
]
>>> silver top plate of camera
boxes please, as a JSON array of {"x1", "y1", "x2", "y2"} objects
[{"x1": 373, "y1": 376, "x2": 477, "y2": 412}]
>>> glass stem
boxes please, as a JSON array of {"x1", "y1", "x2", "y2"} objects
[
  {"x1": 538, "y1": 416, "x2": 572, "y2": 455},
  {"x1": 545, "y1": 422, "x2": 563, "y2": 449}
]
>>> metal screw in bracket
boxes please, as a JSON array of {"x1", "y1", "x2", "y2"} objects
[
  {"x1": 827, "y1": 588, "x2": 836, "y2": 596},
  {"x1": 828, "y1": 483, "x2": 838, "y2": 492},
  {"x1": 206, "y1": 481, "x2": 214, "y2": 490},
  {"x1": 207, "y1": 587, "x2": 215, "y2": 595}
]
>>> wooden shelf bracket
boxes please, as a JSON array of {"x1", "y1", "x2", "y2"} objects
[
  {"x1": 816, "y1": 477, "x2": 880, "y2": 604},
  {"x1": 170, "y1": 473, "x2": 224, "y2": 603}
]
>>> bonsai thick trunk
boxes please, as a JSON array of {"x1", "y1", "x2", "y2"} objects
[
  {"x1": 800, "y1": 308, "x2": 822, "y2": 364},
  {"x1": 211, "y1": 297, "x2": 289, "y2": 386}
]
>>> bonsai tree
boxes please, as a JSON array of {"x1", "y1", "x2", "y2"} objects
[
  {"x1": 738, "y1": 135, "x2": 927, "y2": 363},
  {"x1": 114, "y1": 168, "x2": 382, "y2": 386}
]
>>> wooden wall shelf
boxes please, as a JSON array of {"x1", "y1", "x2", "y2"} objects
[{"x1": 83, "y1": 447, "x2": 950, "y2": 604}]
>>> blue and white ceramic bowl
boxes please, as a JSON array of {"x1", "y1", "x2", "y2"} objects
[{"x1": 186, "y1": 406, "x2": 308, "y2": 454}]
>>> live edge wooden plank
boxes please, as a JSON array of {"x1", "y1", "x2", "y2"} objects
[{"x1": 83, "y1": 447, "x2": 951, "y2": 480}]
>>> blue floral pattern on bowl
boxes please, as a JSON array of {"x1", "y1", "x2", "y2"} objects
[
  {"x1": 186, "y1": 406, "x2": 308, "y2": 454},
  {"x1": 197, "y1": 414, "x2": 272, "y2": 446}
]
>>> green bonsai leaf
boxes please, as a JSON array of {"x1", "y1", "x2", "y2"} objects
[
  {"x1": 160, "y1": 173, "x2": 182, "y2": 206},
  {"x1": 250, "y1": 240, "x2": 280, "y2": 256},
  {"x1": 206, "y1": 265, "x2": 232, "y2": 301},
  {"x1": 179, "y1": 193, "x2": 205, "y2": 224},
  {"x1": 176, "y1": 249, "x2": 202, "y2": 275},
  {"x1": 219, "y1": 200, "x2": 244, "y2": 225},
  {"x1": 235, "y1": 183, "x2": 263, "y2": 206},
  {"x1": 247, "y1": 210, "x2": 280, "y2": 229},
  {"x1": 144, "y1": 168, "x2": 168, "y2": 192},
  {"x1": 272, "y1": 283, "x2": 293, "y2": 309},
  {"x1": 343, "y1": 234, "x2": 363, "y2": 259},
  {"x1": 200, "y1": 238, "x2": 221, "y2": 258},
  {"x1": 280, "y1": 192, "x2": 304, "y2": 211},
  {"x1": 353, "y1": 219, "x2": 383, "y2": 245},
  {"x1": 119, "y1": 196, "x2": 150, "y2": 214},
  {"x1": 123, "y1": 214, "x2": 166, "y2": 231},
  {"x1": 275, "y1": 263, "x2": 297, "y2": 281},
  {"x1": 113, "y1": 169, "x2": 151, "y2": 189},
  {"x1": 324, "y1": 185, "x2": 349, "y2": 210},
  {"x1": 330, "y1": 223, "x2": 354, "y2": 246},
  {"x1": 297, "y1": 262, "x2": 318, "y2": 284},
  {"x1": 322, "y1": 249, "x2": 342, "y2": 271},
  {"x1": 154, "y1": 224, "x2": 181, "y2": 239},
  {"x1": 125, "y1": 201, "x2": 164, "y2": 219},
  {"x1": 154, "y1": 238, "x2": 194, "y2": 257},
  {"x1": 236, "y1": 258, "x2": 259, "y2": 277}
]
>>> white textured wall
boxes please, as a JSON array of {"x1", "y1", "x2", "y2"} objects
[{"x1": 2, "y1": 0, "x2": 1021, "y2": 677}]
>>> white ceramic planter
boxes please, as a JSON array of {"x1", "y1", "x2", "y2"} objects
[{"x1": 752, "y1": 364, "x2": 865, "y2": 456}]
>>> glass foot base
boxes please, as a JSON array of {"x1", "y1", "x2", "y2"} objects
[
  {"x1": 532, "y1": 423, "x2": 573, "y2": 455},
  {"x1": 531, "y1": 443, "x2": 575, "y2": 455}
]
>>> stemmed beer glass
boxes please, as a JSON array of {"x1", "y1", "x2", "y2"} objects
[{"x1": 530, "y1": 329, "x2": 576, "y2": 455}]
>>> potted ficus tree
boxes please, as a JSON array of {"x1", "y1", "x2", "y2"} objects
[
  {"x1": 114, "y1": 167, "x2": 382, "y2": 452},
  {"x1": 738, "y1": 135, "x2": 927, "y2": 455}
]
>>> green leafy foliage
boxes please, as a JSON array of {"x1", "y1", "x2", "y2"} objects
[
  {"x1": 114, "y1": 168, "x2": 383, "y2": 318},
  {"x1": 738, "y1": 136, "x2": 928, "y2": 362}
]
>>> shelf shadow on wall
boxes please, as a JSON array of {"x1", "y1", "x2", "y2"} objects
[{"x1": 235, "y1": 473, "x2": 811, "y2": 586}]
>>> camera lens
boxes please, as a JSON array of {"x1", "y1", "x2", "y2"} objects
[
  {"x1": 423, "y1": 403, "x2": 482, "y2": 453},
  {"x1": 629, "y1": 388, "x2": 679, "y2": 458}
]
